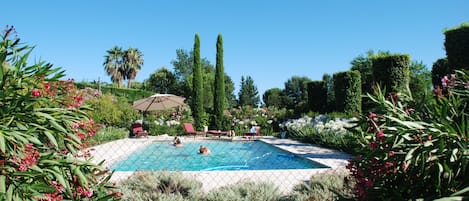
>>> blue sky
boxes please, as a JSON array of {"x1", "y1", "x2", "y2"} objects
[{"x1": 3, "y1": 1, "x2": 468, "y2": 95}]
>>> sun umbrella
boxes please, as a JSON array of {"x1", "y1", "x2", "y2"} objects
[{"x1": 132, "y1": 94, "x2": 186, "y2": 112}]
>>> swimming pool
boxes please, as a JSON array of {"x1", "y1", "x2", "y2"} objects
[{"x1": 111, "y1": 140, "x2": 329, "y2": 171}]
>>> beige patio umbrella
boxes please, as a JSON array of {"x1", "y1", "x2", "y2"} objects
[{"x1": 132, "y1": 94, "x2": 186, "y2": 112}]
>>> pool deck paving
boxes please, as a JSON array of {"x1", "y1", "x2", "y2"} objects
[{"x1": 88, "y1": 135, "x2": 352, "y2": 194}]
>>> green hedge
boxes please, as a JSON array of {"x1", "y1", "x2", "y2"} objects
[
  {"x1": 431, "y1": 58, "x2": 451, "y2": 87},
  {"x1": 75, "y1": 82, "x2": 153, "y2": 103},
  {"x1": 333, "y1": 70, "x2": 361, "y2": 115},
  {"x1": 444, "y1": 23, "x2": 469, "y2": 70},
  {"x1": 307, "y1": 81, "x2": 327, "y2": 113},
  {"x1": 371, "y1": 54, "x2": 410, "y2": 94}
]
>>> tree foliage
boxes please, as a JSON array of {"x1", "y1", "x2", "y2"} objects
[
  {"x1": 409, "y1": 60, "x2": 432, "y2": 102},
  {"x1": 262, "y1": 88, "x2": 284, "y2": 108},
  {"x1": 238, "y1": 76, "x2": 260, "y2": 107},
  {"x1": 192, "y1": 34, "x2": 204, "y2": 129},
  {"x1": 284, "y1": 76, "x2": 311, "y2": 115},
  {"x1": 170, "y1": 49, "x2": 236, "y2": 108},
  {"x1": 213, "y1": 34, "x2": 225, "y2": 130},
  {"x1": 103, "y1": 46, "x2": 143, "y2": 88},
  {"x1": 144, "y1": 67, "x2": 179, "y2": 94},
  {"x1": 431, "y1": 58, "x2": 451, "y2": 88}
]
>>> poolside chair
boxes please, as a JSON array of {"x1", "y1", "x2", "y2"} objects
[
  {"x1": 244, "y1": 126, "x2": 261, "y2": 136},
  {"x1": 207, "y1": 130, "x2": 229, "y2": 138},
  {"x1": 183, "y1": 123, "x2": 205, "y2": 137},
  {"x1": 131, "y1": 123, "x2": 148, "y2": 138}
]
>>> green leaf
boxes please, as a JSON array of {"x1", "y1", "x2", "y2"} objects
[
  {"x1": 433, "y1": 196, "x2": 465, "y2": 201},
  {"x1": 73, "y1": 167, "x2": 89, "y2": 188},
  {"x1": 50, "y1": 120, "x2": 67, "y2": 133},
  {"x1": 405, "y1": 147, "x2": 418, "y2": 161},
  {"x1": 0, "y1": 175, "x2": 5, "y2": 193},
  {"x1": 0, "y1": 131, "x2": 5, "y2": 153},
  {"x1": 44, "y1": 131, "x2": 58, "y2": 148},
  {"x1": 450, "y1": 148, "x2": 458, "y2": 162},
  {"x1": 6, "y1": 184, "x2": 13, "y2": 201},
  {"x1": 451, "y1": 186, "x2": 469, "y2": 196}
]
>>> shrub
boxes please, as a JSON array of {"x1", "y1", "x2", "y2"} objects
[
  {"x1": 307, "y1": 81, "x2": 327, "y2": 114},
  {"x1": 119, "y1": 171, "x2": 202, "y2": 201},
  {"x1": 85, "y1": 127, "x2": 129, "y2": 146},
  {"x1": 371, "y1": 54, "x2": 410, "y2": 94},
  {"x1": 203, "y1": 181, "x2": 282, "y2": 201},
  {"x1": 347, "y1": 70, "x2": 469, "y2": 200},
  {"x1": 444, "y1": 23, "x2": 469, "y2": 70},
  {"x1": 228, "y1": 106, "x2": 287, "y2": 135},
  {"x1": 286, "y1": 171, "x2": 355, "y2": 201},
  {"x1": 86, "y1": 94, "x2": 140, "y2": 128},
  {"x1": 333, "y1": 70, "x2": 362, "y2": 115},
  {"x1": 283, "y1": 115, "x2": 357, "y2": 152},
  {"x1": 0, "y1": 26, "x2": 119, "y2": 200}
]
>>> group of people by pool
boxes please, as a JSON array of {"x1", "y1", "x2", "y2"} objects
[{"x1": 172, "y1": 136, "x2": 211, "y2": 155}]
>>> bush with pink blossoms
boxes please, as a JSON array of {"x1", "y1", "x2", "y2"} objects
[
  {"x1": 0, "y1": 26, "x2": 120, "y2": 200},
  {"x1": 347, "y1": 70, "x2": 469, "y2": 200}
]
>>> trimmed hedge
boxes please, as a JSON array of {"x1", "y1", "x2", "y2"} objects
[
  {"x1": 444, "y1": 23, "x2": 469, "y2": 70},
  {"x1": 333, "y1": 70, "x2": 361, "y2": 115},
  {"x1": 371, "y1": 54, "x2": 410, "y2": 94},
  {"x1": 431, "y1": 58, "x2": 451, "y2": 88},
  {"x1": 307, "y1": 81, "x2": 327, "y2": 113}
]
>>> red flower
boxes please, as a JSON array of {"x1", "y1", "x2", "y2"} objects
[
  {"x1": 376, "y1": 130, "x2": 385, "y2": 141},
  {"x1": 369, "y1": 142, "x2": 378, "y2": 150},
  {"x1": 31, "y1": 89, "x2": 41, "y2": 97}
]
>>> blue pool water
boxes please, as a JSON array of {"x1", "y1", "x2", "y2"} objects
[{"x1": 111, "y1": 140, "x2": 329, "y2": 171}]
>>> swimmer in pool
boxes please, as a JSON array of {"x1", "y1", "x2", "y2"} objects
[
  {"x1": 173, "y1": 136, "x2": 183, "y2": 147},
  {"x1": 198, "y1": 145, "x2": 211, "y2": 155}
]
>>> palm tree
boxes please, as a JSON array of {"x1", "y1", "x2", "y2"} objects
[
  {"x1": 103, "y1": 46, "x2": 124, "y2": 88},
  {"x1": 123, "y1": 48, "x2": 144, "y2": 88}
]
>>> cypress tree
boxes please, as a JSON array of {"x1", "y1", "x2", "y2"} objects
[
  {"x1": 213, "y1": 34, "x2": 225, "y2": 130},
  {"x1": 192, "y1": 34, "x2": 204, "y2": 130}
]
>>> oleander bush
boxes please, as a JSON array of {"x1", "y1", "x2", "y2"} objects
[
  {"x1": 119, "y1": 171, "x2": 202, "y2": 201},
  {"x1": 347, "y1": 70, "x2": 469, "y2": 200},
  {"x1": 0, "y1": 26, "x2": 120, "y2": 200}
]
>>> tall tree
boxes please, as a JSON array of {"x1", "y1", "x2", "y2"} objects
[
  {"x1": 103, "y1": 46, "x2": 124, "y2": 88},
  {"x1": 409, "y1": 61, "x2": 432, "y2": 102},
  {"x1": 171, "y1": 48, "x2": 236, "y2": 108},
  {"x1": 192, "y1": 34, "x2": 204, "y2": 129},
  {"x1": 238, "y1": 76, "x2": 260, "y2": 107},
  {"x1": 283, "y1": 76, "x2": 311, "y2": 114},
  {"x1": 123, "y1": 48, "x2": 144, "y2": 88},
  {"x1": 144, "y1": 67, "x2": 178, "y2": 94},
  {"x1": 213, "y1": 34, "x2": 225, "y2": 130},
  {"x1": 322, "y1": 73, "x2": 335, "y2": 113}
]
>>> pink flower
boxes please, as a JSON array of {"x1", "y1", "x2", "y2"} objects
[
  {"x1": 77, "y1": 186, "x2": 93, "y2": 198},
  {"x1": 31, "y1": 89, "x2": 41, "y2": 97},
  {"x1": 77, "y1": 133, "x2": 86, "y2": 140},
  {"x1": 72, "y1": 122, "x2": 80, "y2": 129},
  {"x1": 389, "y1": 150, "x2": 395, "y2": 156},
  {"x1": 442, "y1": 76, "x2": 449, "y2": 87},
  {"x1": 369, "y1": 142, "x2": 378, "y2": 150},
  {"x1": 369, "y1": 112, "x2": 377, "y2": 119},
  {"x1": 376, "y1": 130, "x2": 385, "y2": 141}
]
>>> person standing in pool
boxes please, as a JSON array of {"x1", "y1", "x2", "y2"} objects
[{"x1": 198, "y1": 145, "x2": 211, "y2": 155}]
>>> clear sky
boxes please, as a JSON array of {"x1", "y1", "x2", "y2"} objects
[{"x1": 3, "y1": 1, "x2": 468, "y2": 96}]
